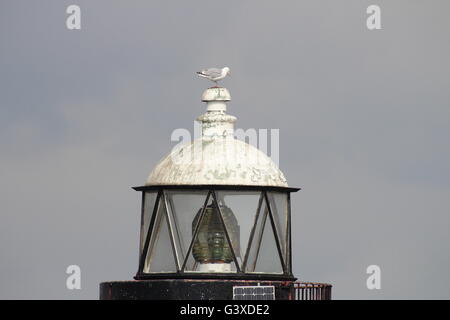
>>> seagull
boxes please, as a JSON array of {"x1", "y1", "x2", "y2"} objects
[{"x1": 196, "y1": 67, "x2": 230, "y2": 86}]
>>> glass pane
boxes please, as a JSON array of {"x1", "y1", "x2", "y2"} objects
[
  {"x1": 216, "y1": 191, "x2": 262, "y2": 268},
  {"x1": 266, "y1": 192, "x2": 289, "y2": 264},
  {"x1": 184, "y1": 194, "x2": 237, "y2": 273},
  {"x1": 165, "y1": 190, "x2": 209, "y2": 265},
  {"x1": 143, "y1": 200, "x2": 177, "y2": 273},
  {"x1": 244, "y1": 199, "x2": 268, "y2": 272},
  {"x1": 253, "y1": 207, "x2": 284, "y2": 273},
  {"x1": 140, "y1": 192, "x2": 157, "y2": 256},
  {"x1": 245, "y1": 195, "x2": 284, "y2": 274}
]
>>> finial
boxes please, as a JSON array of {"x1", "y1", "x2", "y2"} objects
[
  {"x1": 197, "y1": 87, "x2": 235, "y2": 138},
  {"x1": 201, "y1": 87, "x2": 231, "y2": 112}
]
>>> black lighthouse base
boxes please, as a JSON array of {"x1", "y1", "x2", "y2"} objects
[{"x1": 99, "y1": 279, "x2": 295, "y2": 300}]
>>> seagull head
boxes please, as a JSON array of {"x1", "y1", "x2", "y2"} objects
[{"x1": 223, "y1": 67, "x2": 231, "y2": 75}]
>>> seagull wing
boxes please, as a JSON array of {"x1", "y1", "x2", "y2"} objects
[{"x1": 199, "y1": 68, "x2": 223, "y2": 78}]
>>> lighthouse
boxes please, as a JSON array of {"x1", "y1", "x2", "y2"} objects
[{"x1": 99, "y1": 83, "x2": 332, "y2": 300}]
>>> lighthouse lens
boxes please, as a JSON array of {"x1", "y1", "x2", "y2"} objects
[{"x1": 192, "y1": 203, "x2": 239, "y2": 270}]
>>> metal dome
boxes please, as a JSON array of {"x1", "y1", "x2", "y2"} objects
[{"x1": 145, "y1": 87, "x2": 288, "y2": 187}]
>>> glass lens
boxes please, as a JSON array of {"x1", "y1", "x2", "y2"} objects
[{"x1": 184, "y1": 194, "x2": 237, "y2": 273}]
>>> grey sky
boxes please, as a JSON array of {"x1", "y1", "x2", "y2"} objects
[{"x1": 1, "y1": 0, "x2": 449, "y2": 299}]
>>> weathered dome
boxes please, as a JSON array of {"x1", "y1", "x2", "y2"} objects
[{"x1": 146, "y1": 87, "x2": 288, "y2": 187}]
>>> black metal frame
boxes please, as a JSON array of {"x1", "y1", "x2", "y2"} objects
[
  {"x1": 134, "y1": 184, "x2": 299, "y2": 281},
  {"x1": 133, "y1": 185, "x2": 300, "y2": 193}
]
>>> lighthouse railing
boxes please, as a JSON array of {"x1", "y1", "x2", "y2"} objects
[{"x1": 292, "y1": 282, "x2": 332, "y2": 300}]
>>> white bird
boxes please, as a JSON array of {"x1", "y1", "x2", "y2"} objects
[{"x1": 197, "y1": 67, "x2": 230, "y2": 86}]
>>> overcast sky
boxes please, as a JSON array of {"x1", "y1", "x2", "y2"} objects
[{"x1": 1, "y1": 0, "x2": 449, "y2": 299}]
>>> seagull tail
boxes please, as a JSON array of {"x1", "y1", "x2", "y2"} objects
[{"x1": 197, "y1": 72, "x2": 209, "y2": 79}]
